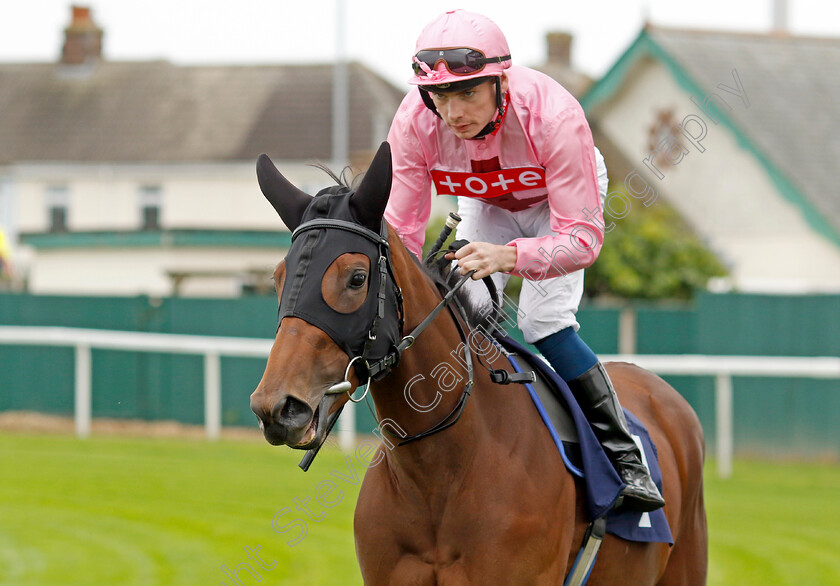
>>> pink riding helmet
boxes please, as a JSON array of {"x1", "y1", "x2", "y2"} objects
[{"x1": 409, "y1": 9, "x2": 512, "y2": 87}]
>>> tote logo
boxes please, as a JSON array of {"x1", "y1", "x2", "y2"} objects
[{"x1": 431, "y1": 167, "x2": 546, "y2": 199}]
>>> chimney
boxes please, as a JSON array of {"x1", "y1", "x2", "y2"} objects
[
  {"x1": 546, "y1": 32, "x2": 573, "y2": 68},
  {"x1": 61, "y1": 5, "x2": 103, "y2": 65}
]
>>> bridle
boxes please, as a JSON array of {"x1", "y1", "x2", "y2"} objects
[
  {"x1": 294, "y1": 217, "x2": 478, "y2": 469},
  {"x1": 287, "y1": 217, "x2": 405, "y2": 386}
]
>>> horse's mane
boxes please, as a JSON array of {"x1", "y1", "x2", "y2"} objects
[
  {"x1": 310, "y1": 163, "x2": 362, "y2": 191},
  {"x1": 417, "y1": 253, "x2": 497, "y2": 334}
]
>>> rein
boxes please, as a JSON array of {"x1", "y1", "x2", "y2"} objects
[{"x1": 393, "y1": 272, "x2": 476, "y2": 446}]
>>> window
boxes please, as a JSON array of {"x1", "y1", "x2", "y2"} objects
[
  {"x1": 46, "y1": 185, "x2": 69, "y2": 233},
  {"x1": 138, "y1": 185, "x2": 162, "y2": 231}
]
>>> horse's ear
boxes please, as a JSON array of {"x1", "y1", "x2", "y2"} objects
[
  {"x1": 350, "y1": 142, "x2": 392, "y2": 231},
  {"x1": 256, "y1": 153, "x2": 311, "y2": 231}
]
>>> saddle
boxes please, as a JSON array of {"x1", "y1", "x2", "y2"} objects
[{"x1": 494, "y1": 334, "x2": 673, "y2": 545}]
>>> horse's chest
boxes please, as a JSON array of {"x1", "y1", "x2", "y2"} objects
[{"x1": 359, "y1": 483, "x2": 571, "y2": 584}]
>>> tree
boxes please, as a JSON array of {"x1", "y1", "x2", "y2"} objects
[{"x1": 584, "y1": 189, "x2": 727, "y2": 300}]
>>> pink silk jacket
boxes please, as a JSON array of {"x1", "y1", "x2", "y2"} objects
[{"x1": 384, "y1": 65, "x2": 605, "y2": 280}]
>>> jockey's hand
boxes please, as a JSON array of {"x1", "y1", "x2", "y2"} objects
[{"x1": 446, "y1": 241, "x2": 517, "y2": 280}]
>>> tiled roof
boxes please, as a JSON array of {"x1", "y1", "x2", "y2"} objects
[
  {"x1": 0, "y1": 60, "x2": 404, "y2": 164},
  {"x1": 647, "y1": 27, "x2": 840, "y2": 240}
]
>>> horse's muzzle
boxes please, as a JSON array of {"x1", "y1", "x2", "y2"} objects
[{"x1": 251, "y1": 393, "x2": 315, "y2": 447}]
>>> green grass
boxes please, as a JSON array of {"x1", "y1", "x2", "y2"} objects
[
  {"x1": 0, "y1": 432, "x2": 365, "y2": 585},
  {"x1": 704, "y1": 459, "x2": 840, "y2": 585},
  {"x1": 1, "y1": 432, "x2": 839, "y2": 585}
]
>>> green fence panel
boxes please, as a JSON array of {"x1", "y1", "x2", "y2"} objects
[
  {"x1": 658, "y1": 374, "x2": 716, "y2": 450},
  {"x1": 90, "y1": 349, "x2": 143, "y2": 419},
  {"x1": 356, "y1": 403, "x2": 380, "y2": 435},
  {"x1": 695, "y1": 292, "x2": 840, "y2": 356},
  {"x1": 634, "y1": 305, "x2": 707, "y2": 443},
  {"x1": 636, "y1": 305, "x2": 697, "y2": 354},
  {"x1": 164, "y1": 353, "x2": 205, "y2": 425},
  {"x1": 159, "y1": 296, "x2": 277, "y2": 426},
  {"x1": 221, "y1": 356, "x2": 266, "y2": 427},
  {"x1": 160, "y1": 296, "x2": 278, "y2": 338},
  {"x1": 691, "y1": 293, "x2": 840, "y2": 458},
  {"x1": 0, "y1": 292, "x2": 146, "y2": 330},
  {"x1": 577, "y1": 306, "x2": 620, "y2": 354},
  {"x1": 0, "y1": 346, "x2": 75, "y2": 414},
  {"x1": 729, "y1": 377, "x2": 840, "y2": 459},
  {"x1": 2, "y1": 291, "x2": 838, "y2": 459}
]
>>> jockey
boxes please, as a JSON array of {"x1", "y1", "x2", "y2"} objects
[{"x1": 383, "y1": 9, "x2": 665, "y2": 512}]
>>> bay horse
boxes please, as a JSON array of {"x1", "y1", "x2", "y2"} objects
[{"x1": 250, "y1": 143, "x2": 708, "y2": 584}]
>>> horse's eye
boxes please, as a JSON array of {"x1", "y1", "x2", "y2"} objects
[{"x1": 349, "y1": 271, "x2": 367, "y2": 289}]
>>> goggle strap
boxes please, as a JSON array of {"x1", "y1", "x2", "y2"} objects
[{"x1": 479, "y1": 54, "x2": 511, "y2": 66}]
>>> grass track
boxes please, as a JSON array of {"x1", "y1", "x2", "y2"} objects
[
  {"x1": 704, "y1": 458, "x2": 840, "y2": 585},
  {"x1": 1, "y1": 433, "x2": 364, "y2": 585},
  {"x1": 1, "y1": 431, "x2": 839, "y2": 584}
]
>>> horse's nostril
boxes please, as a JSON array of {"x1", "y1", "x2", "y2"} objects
[
  {"x1": 281, "y1": 397, "x2": 301, "y2": 419},
  {"x1": 273, "y1": 395, "x2": 312, "y2": 429}
]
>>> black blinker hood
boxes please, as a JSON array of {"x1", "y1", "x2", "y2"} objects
[{"x1": 279, "y1": 185, "x2": 401, "y2": 380}]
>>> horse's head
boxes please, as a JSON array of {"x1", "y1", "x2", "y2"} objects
[{"x1": 250, "y1": 143, "x2": 401, "y2": 448}]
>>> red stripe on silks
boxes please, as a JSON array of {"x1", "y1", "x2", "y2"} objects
[{"x1": 431, "y1": 166, "x2": 547, "y2": 211}]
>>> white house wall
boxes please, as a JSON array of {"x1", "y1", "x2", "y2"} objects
[
  {"x1": 597, "y1": 58, "x2": 840, "y2": 293},
  {"x1": 27, "y1": 246, "x2": 285, "y2": 297},
  {"x1": 5, "y1": 159, "x2": 457, "y2": 296},
  {"x1": 11, "y1": 161, "x2": 334, "y2": 233}
]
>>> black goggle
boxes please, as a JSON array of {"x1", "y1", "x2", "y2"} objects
[{"x1": 412, "y1": 48, "x2": 511, "y2": 76}]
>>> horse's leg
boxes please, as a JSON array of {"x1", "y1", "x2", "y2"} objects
[
  {"x1": 656, "y1": 482, "x2": 708, "y2": 585},
  {"x1": 354, "y1": 459, "x2": 437, "y2": 586},
  {"x1": 605, "y1": 363, "x2": 709, "y2": 585},
  {"x1": 638, "y1": 465, "x2": 708, "y2": 586},
  {"x1": 643, "y1": 374, "x2": 708, "y2": 586}
]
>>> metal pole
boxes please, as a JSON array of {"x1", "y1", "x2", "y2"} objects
[
  {"x1": 715, "y1": 372, "x2": 733, "y2": 478},
  {"x1": 332, "y1": 0, "x2": 349, "y2": 168},
  {"x1": 204, "y1": 352, "x2": 221, "y2": 440},
  {"x1": 74, "y1": 343, "x2": 91, "y2": 438}
]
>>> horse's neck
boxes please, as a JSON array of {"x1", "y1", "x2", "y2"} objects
[
  {"x1": 363, "y1": 242, "x2": 572, "y2": 526},
  {"x1": 369, "y1": 249, "x2": 488, "y2": 480},
  {"x1": 367, "y1": 295, "x2": 556, "y2": 508},
  {"x1": 370, "y1": 343, "x2": 484, "y2": 481}
]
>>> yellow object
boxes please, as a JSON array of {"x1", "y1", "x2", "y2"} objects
[{"x1": 0, "y1": 228, "x2": 12, "y2": 276}]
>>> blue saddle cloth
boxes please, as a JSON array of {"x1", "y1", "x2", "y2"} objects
[{"x1": 496, "y1": 335, "x2": 673, "y2": 545}]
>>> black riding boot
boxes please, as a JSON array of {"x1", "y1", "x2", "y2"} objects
[{"x1": 567, "y1": 362, "x2": 666, "y2": 512}]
